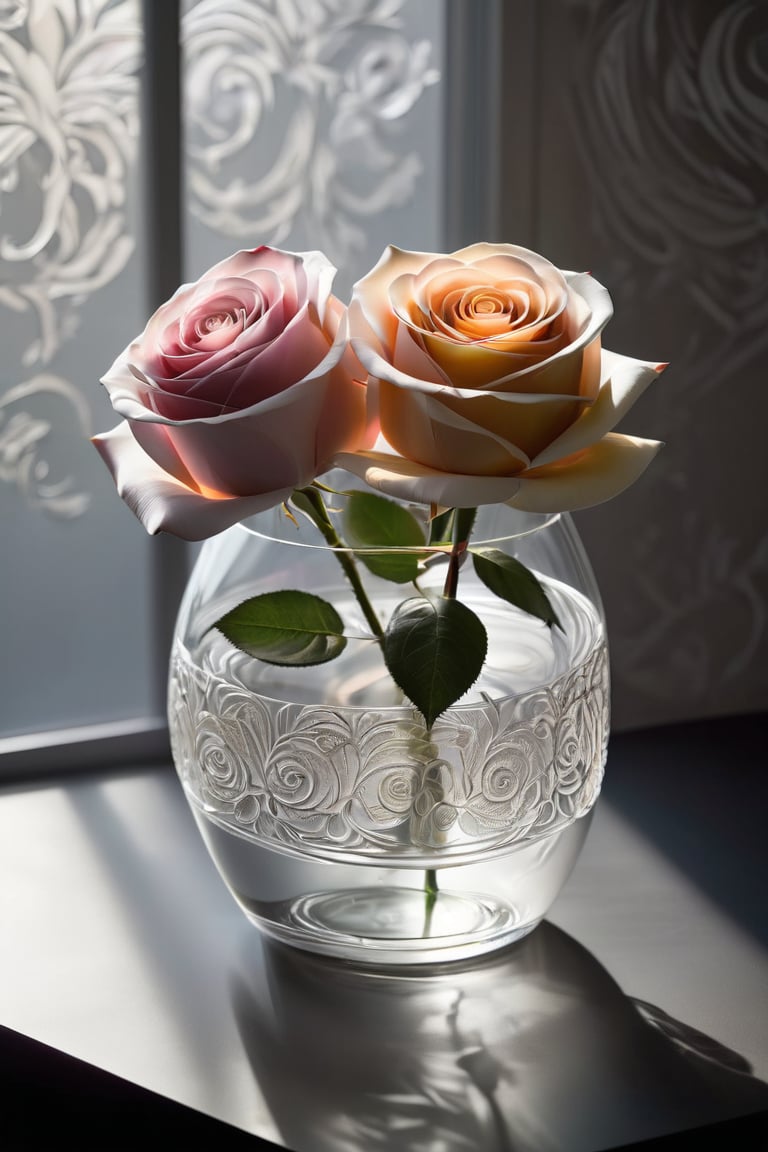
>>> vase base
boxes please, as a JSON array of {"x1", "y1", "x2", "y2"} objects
[
  {"x1": 243, "y1": 886, "x2": 541, "y2": 966},
  {"x1": 192, "y1": 805, "x2": 595, "y2": 967}
]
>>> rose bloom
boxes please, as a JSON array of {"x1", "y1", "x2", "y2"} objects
[
  {"x1": 337, "y1": 243, "x2": 665, "y2": 510},
  {"x1": 93, "y1": 247, "x2": 374, "y2": 539}
]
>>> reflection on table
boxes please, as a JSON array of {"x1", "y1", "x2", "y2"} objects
[{"x1": 231, "y1": 922, "x2": 768, "y2": 1152}]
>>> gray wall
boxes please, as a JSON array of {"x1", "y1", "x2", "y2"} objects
[{"x1": 493, "y1": 0, "x2": 768, "y2": 730}]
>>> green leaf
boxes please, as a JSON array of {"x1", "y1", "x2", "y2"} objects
[
  {"x1": 470, "y1": 547, "x2": 562, "y2": 629},
  {"x1": 428, "y1": 508, "x2": 454, "y2": 544},
  {"x1": 453, "y1": 507, "x2": 477, "y2": 544},
  {"x1": 289, "y1": 487, "x2": 323, "y2": 522},
  {"x1": 289, "y1": 486, "x2": 337, "y2": 542},
  {"x1": 427, "y1": 506, "x2": 478, "y2": 546},
  {"x1": 214, "y1": 590, "x2": 347, "y2": 666},
  {"x1": 383, "y1": 593, "x2": 488, "y2": 727},
  {"x1": 341, "y1": 490, "x2": 427, "y2": 583}
]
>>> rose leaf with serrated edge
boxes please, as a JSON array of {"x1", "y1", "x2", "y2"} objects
[
  {"x1": 213, "y1": 590, "x2": 346, "y2": 666},
  {"x1": 383, "y1": 592, "x2": 487, "y2": 727},
  {"x1": 341, "y1": 489, "x2": 427, "y2": 583},
  {"x1": 470, "y1": 547, "x2": 562, "y2": 629}
]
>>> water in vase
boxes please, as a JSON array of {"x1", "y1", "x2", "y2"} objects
[{"x1": 169, "y1": 578, "x2": 608, "y2": 964}]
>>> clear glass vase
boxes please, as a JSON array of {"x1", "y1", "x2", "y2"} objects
[{"x1": 168, "y1": 476, "x2": 609, "y2": 965}]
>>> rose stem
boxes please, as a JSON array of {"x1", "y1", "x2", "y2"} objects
[
  {"x1": 295, "y1": 486, "x2": 385, "y2": 645},
  {"x1": 422, "y1": 867, "x2": 439, "y2": 937},
  {"x1": 442, "y1": 507, "x2": 477, "y2": 598},
  {"x1": 420, "y1": 508, "x2": 479, "y2": 933}
]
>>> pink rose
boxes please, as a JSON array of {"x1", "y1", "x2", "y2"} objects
[
  {"x1": 337, "y1": 243, "x2": 664, "y2": 511},
  {"x1": 93, "y1": 247, "x2": 375, "y2": 539}
]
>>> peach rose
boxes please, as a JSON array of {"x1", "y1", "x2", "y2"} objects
[
  {"x1": 93, "y1": 247, "x2": 374, "y2": 539},
  {"x1": 337, "y1": 243, "x2": 664, "y2": 510}
]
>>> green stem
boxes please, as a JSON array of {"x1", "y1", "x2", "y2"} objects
[
  {"x1": 423, "y1": 866, "x2": 439, "y2": 937},
  {"x1": 442, "y1": 507, "x2": 477, "y2": 599},
  {"x1": 425, "y1": 508, "x2": 477, "y2": 930},
  {"x1": 294, "y1": 487, "x2": 385, "y2": 644}
]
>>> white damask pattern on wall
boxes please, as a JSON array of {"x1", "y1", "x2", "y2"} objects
[
  {"x1": 0, "y1": 0, "x2": 141, "y2": 517},
  {"x1": 181, "y1": 0, "x2": 442, "y2": 287},
  {"x1": 0, "y1": 0, "x2": 162, "y2": 741},
  {"x1": 0, "y1": 374, "x2": 91, "y2": 516},
  {"x1": 534, "y1": 0, "x2": 768, "y2": 727}
]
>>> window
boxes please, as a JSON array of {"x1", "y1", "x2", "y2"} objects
[{"x1": 0, "y1": 0, "x2": 449, "y2": 775}]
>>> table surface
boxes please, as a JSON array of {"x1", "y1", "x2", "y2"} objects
[{"x1": 2, "y1": 714, "x2": 767, "y2": 1151}]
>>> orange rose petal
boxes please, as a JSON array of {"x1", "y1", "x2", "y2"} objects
[
  {"x1": 378, "y1": 380, "x2": 533, "y2": 475},
  {"x1": 352, "y1": 245, "x2": 441, "y2": 353},
  {"x1": 453, "y1": 311, "x2": 514, "y2": 340},
  {"x1": 432, "y1": 389, "x2": 585, "y2": 466},
  {"x1": 529, "y1": 349, "x2": 662, "y2": 467},
  {"x1": 476, "y1": 315, "x2": 568, "y2": 354},
  {"x1": 332, "y1": 447, "x2": 522, "y2": 508},
  {"x1": 411, "y1": 256, "x2": 468, "y2": 301},
  {"x1": 495, "y1": 279, "x2": 548, "y2": 322},
  {"x1": 508, "y1": 433, "x2": 663, "y2": 512},
  {"x1": 392, "y1": 323, "x2": 451, "y2": 385},
  {"x1": 351, "y1": 336, "x2": 444, "y2": 390},
  {"x1": 563, "y1": 271, "x2": 612, "y2": 338},
  {"x1": 423, "y1": 268, "x2": 561, "y2": 343},
  {"x1": 418, "y1": 330, "x2": 543, "y2": 387},
  {"x1": 457, "y1": 247, "x2": 564, "y2": 286},
  {"x1": 420, "y1": 330, "x2": 587, "y2": 393}
]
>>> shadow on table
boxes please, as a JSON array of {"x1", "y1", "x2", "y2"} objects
[
  {"x1": 230, "y1": 922, "x2": 768, "y2": 1152},
  {"x1": 603, "y1": 713, "x2": 768, "y2": 948}
]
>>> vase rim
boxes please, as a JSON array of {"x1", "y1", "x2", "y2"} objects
[{"x1": 236, "y1": 507, "x2": 562, "y2": 553}]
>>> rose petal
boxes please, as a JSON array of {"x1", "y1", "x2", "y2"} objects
[
  {"x1": 352, "y1": 245, "x2": 450, "y2": 353},
  {"x1": 351, "y1": 339, "x2": 587, "y2": 405},
  {"x1": 509, "y1": 433, "x2": 663, "y2": 512},
  {"x1": 377, "y1": 378, "x2": 533, "y2": 475},
  {"x1": 529, "y1": 351, "x2": 666, "y2": 468},
  {"x1": 392, "y1": 322, "x2": 450, "y2": 386},
  {"x1": 149, "y1": 283, "x2": 292, "y2": 395},
  {"x1": 142, "y1": 270, "x2": 281, "y2": 375},
  {"x1": 216, "y1": 299, "x2": 334, "y2": 408},
  {"x1": 353, "y1": 266, "x2": 611, "y2": 399},
  {"x1": 315, "y1": 357, "x2": 375, "y2": 467},
  {"x1": 199, "y1": 248, "x2": 303, "y2": 313},
  {"x1": 110, "y1": 297, "x2": 349, "y2": 429},
  {"x1": 335, "y1": 431, "x2": 663, "y2": 514},
  {"x1": 449, "y1": 242, "x2": 570, "y2": 288},
  {"x1": 563, "y1": 271, "x2": 612, "y2": 337},
  {"x1": 296, "y1": 249, "x2": 339, "y2": 326},
  {"x1": 353, "y1": 337, "x2": 591, "y2": 470},
  {"x1": 394, "y1": 267, "x2": 564, "y2": 348},
  {"x1": 127, "y1": 373, "x2": 347, "y2": 497},
  {"x1": 120, "y1": 307, "x2": 365, "y2": 498},
  {"x1": 92, "y1": 422, "x2": 292, "y2": 540},
  {"x1": 142, "y1": 389, "x2": 236, "y2": 421},
  {"x1": 119, "y1": 248, "x2": 339, "y2": 392},
  {"x1": 402, "y1": 387, "x2": 586, "y2": 470},
  {"x1": 333, "y1": 447, "x2": 522, "y2": 507},
  {"x1": 417, "y1": 325, "x2": 575, "y2": 389}
]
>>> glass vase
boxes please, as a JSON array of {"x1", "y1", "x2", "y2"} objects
[{"x1": 168, "y1": 477, "x2": 609, "y2": 966}]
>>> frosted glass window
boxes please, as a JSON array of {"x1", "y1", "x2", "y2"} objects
[
  {"x1": 181, "y1": 0, "x2": 445, "y2": 289},
  {"x1": 0, "y1": 0, "x2": 446, "y2": 757},
  {"x1": 0, "y1": 0, "x2": 159, "y2": 744}
]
